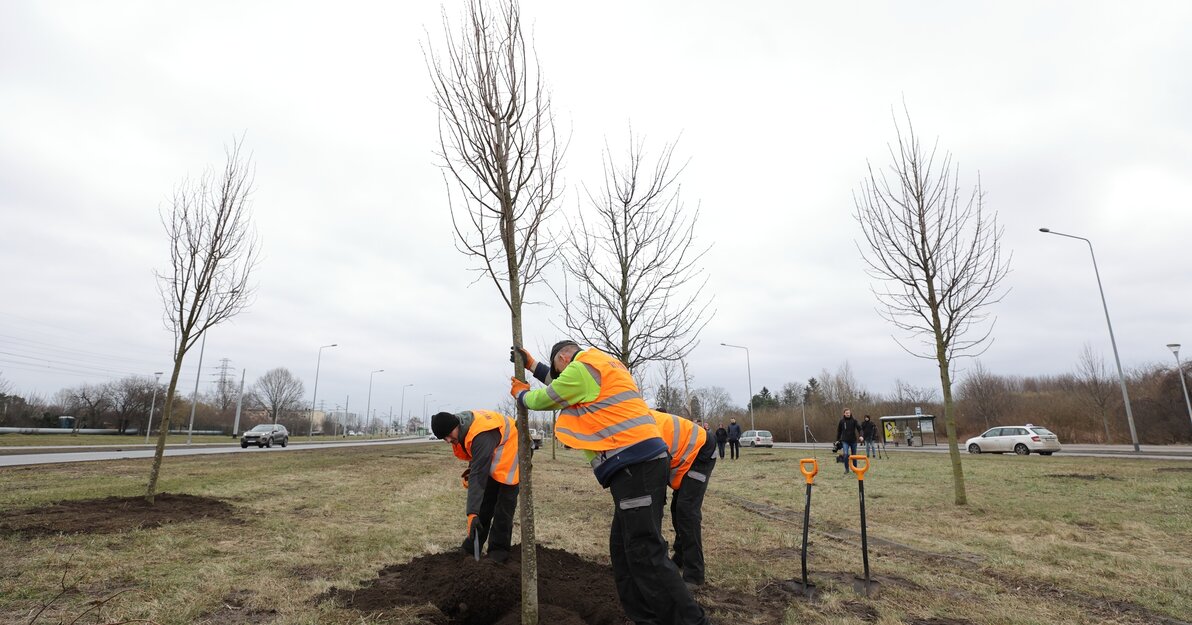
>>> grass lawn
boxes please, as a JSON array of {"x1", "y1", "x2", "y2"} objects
[{"x1": 0, "y1": 443, "x2": 1188, "y2": 624}]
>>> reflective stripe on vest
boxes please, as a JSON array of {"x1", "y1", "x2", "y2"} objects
[
  {"x1": 458, "y1": 409, "x2": 520, "y2": 486},
  {"x1": 651, "y1": 409, "x2": 706, "y2": 490},
  {"x1": 552, "y1": 348, "x2": 662, "y2": 452}
]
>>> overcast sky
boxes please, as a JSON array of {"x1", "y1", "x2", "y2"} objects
[{"x1": 2, "y1": 1, "x2": 1190, "y2": 423}]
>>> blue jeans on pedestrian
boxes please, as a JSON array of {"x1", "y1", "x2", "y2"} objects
[
  {"x1": 864, "y1": 439, "x2": 876, "y2": 457},
  {"x1": 841, "y1": 441, "x2": 857, "y2": 472}
]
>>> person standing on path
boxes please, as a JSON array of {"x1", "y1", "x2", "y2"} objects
[
  {"x1": 714, "y1": 423, "x2": 728, "y2": 459},
  {"x1": 512, "y1": 341, "x2": 707, "y2": 625},
  {"x1": 836, "y1": 408, "x2": 862, "y2": 474},
  {"x1": 861, "y1": 415, "x2": 878, "y2": 458},
  {"x1": 430, "y1": 410, "x2": 520, "y2": 563},
  {"x1": 727, "y1": 418, "x2": 742, "y2": 460}
]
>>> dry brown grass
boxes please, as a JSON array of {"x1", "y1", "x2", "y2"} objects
[{"x1": 0, "y1": 442, "x2": 1188, "y2": 624}]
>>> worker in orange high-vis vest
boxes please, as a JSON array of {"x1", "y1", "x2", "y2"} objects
[
  {"x1": 512, "y1": 341, "x2": 707, "y2": 625},
  {"x1": 651, "y1": 410, "x2": 717, "y2": 587},
  {"x1": 430, "y1": 410, "x2": 520, "y2": 563}
]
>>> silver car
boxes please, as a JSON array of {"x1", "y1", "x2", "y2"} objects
[
  {"x1": 965, "y1": 425, "x2": 1060, "y2": 456},
  {"x1": 241, "y1": 424, "x2": 289, "y2": 449},
  {"x1": 740, "y1": 429, "x2": 774, "y2": 448}
]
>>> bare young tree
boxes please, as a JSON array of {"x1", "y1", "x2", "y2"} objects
[
  {"x1": 854, "y1": 108, "x2": 1010, "y2": 505},
  {"x1": 558, "y1": 130, "x2": 712, "y2": 373},
  {"x1": 252, "y1": 367, "x2": 306, "y2": 424},
  {"x1": 956, "y1": 361, "x2": 1014, "y2": 431},
  {"x1": 426, "y1": 2, "x2": 563, "y2": 620},
  {"x1": 1074, "y1": 342, "x2": 1115, "y2": 442},
  {"x1": 146, "y1": 139, "x2": 259, "y2": 504}
]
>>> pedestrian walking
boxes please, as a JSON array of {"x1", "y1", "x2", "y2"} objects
[
  {"x1": 836, "y1": 408, "x2": 862, "y2": 474},
  {"x1": 861, "y1": 415, "x2": 878, "y2": 458},
  {"x1": 727, "y1": 418, "x2": 742, "y2": 460},
  {"x1": 714, "y1": 423, "x2": 728, "y2": 459}
]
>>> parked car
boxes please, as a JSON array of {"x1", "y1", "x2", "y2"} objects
[
  {"x1": 740, "y1": 429, "x2": 774, "y2": 448},
  {"x1": 241, "y1": 424, "x2": 289, "y2": 449},
  {"x1": 965, "y1": 424, "x2": 1060, "y2": 456},
  {"x1": 529, "y1": 428, "x2": 544, "y2": 450}
]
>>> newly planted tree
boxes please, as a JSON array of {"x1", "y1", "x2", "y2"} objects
[
  {"x1": 854, "y1": 109, "x2": 1009, "y2": 505},
  {"x1": 146, "y1": 140, "x2": 259, "y2": 504},
  {"x1": 426, "y1": 1, "x2": 563, "y2": 621}
]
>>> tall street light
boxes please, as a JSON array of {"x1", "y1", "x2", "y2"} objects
[
  {"x1": 144, "y1": 371, "x2": 164, "y2": 444},
  {"x1": 1167, "y1": 344, "x2": 1192, "y2": 434},
  {"x1": 308, "y1": 343, "x2": 338, "y2": 438},
  {"x1": 1039, "y1": 228, "x2": 1139, "y2": 451},
  {"x1": 422, "y1": 393, "x2": 433, "y2": 433},
  {"x1": 721, "y1": 343, "x2": 755, "y2": 431},
  {"x1": 399, "y1": 383, "x2": 414, "y2": 435},
  {"x1": 362, "y1": 369, "x2": 381, "y2": 436}
]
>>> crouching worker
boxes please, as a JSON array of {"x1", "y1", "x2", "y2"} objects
[
  {"x1": 430, "y1": 410, "x2": 520, "y2": 563},
  {"x1": 652, "y1": 410, "x2": 717, "y2": 588}
]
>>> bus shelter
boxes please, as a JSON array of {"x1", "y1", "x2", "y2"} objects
[{"x1": 879, "y1": 415, "x2": 938, "y2": 447}]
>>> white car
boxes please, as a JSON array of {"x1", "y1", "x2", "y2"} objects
[
  {"x1": 740, "y1": 429, "x2": 774, "y2": 448},
  {"x1": 965, "y1": 425, "x2": 1061, "y2": 456}
]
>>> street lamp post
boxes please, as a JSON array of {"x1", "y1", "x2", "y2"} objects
[
  {"x1": 308, "y1": 343, "x2": 338, "y2": 438},
  {"x1": 365, "y1": 369, "x2": 384, "y2": 437},
  {"x1": 399, "y1": 383, "x2": 414, "y2": 435},
  {"x1": 721, "y1": 343, "x2": 755, "y2": 432},
  {"x1": 1039, "y1": 228, "x2": 1139, "y2": 451},
  {"x1": 1167, "y1": 344, "x2": 1192, "y2": 435},
  {"x1": 144, "y1": 371, "x2": 164, "y2": 444},
  {"x1": 422, "y1": 393, "x2": 433, "y2": 434}
]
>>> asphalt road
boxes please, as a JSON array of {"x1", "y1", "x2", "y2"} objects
[
  {"x1": 0, "y1": 437, "x2": 431, "y2": 468},
  {"x1": 1, "y1": 438, "x2": 1189, "y2": 468}
]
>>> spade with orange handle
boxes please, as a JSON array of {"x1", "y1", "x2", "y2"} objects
[
  {"x1": 794, "y1": 458, "x2": 818, "y2": 596},
  {"x1": 849, "y1": 455, "x2": 881, "y2": 597}
]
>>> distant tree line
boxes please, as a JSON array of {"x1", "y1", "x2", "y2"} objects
[{"x1": 646, "y1": 357, "x2": 1191, "y2": 445}]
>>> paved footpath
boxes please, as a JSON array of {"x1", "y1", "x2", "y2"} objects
[{"x1": 771, "y1": 442, "x2": 1192, "y2": 461}]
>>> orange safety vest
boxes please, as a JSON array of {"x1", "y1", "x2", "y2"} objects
[
  {"x1": 651, "y1": 410, "x2": 707, "y2": 490},
  {"x1": 554, "y1": 349, "x2": 662, "y2": 452},
  {"x1": 451, "y1": 410, "x2": 520, "y2": 485}
]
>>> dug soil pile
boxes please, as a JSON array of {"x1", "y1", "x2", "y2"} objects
[
  {"x1": 0, "y1": 493, "x2": 238, "y2": 536},
  {"x1": 328, "y1": 543, "x2": 629, "y2": 625}
]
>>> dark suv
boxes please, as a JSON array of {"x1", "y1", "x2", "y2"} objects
[{"x1": 241, "y1": 424, "x2": 289, "y2": 448}]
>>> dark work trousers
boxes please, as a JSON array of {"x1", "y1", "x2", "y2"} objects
[
  {"x1": 715, "y1": 440, "x2": 726, "y2": 459},
  {"x1": 670, "y1": 453, "x2": 715, "y2": 585},
  {"x1": 609, "y1": 457, "x2": 707, "y2": 625},
  {"x1": 728, "y1": 439, "x2": 740, "y2": 459},
  {"x1": 462, "y1": 478, "x2": 519, "y2": 557}
]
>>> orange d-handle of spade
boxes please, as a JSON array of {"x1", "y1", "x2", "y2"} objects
[
  {"x1": 849, "y1": 455, "x2": 870, "y2": 480},
  {"x1": 800, "y1": 458, "x2": 819, "y2": 484}
]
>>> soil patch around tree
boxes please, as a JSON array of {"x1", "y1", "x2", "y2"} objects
[
  {"x1": 0, "y1": 493, "x2": 239, "y2": 536},
  {"x1": 325, "y1": 543, "x2": 629, "y2": 625}
]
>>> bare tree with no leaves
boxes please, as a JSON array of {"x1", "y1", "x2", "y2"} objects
[
  {"x1": 252, "y1": 367, "x2": 306, "y2": 425},
  {"x1": 854, "y1": 108, "x2": 1010, "y2": 505},
  {"x1": 1075, "y1": 342, "x2": 1115, "y2": 442},
  {"x1": 426, "y1": 1, "x2": 563, "y2": 620},
  {"x1": 558, "y1": 130, "x2": 712, "y2": 374},
  {"x1": 146, "y1": 139, "x2": 259, "y2": 504}
]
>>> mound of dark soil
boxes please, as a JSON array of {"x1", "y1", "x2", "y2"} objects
[
  {"x1": 0, "y1": 493, "x2": 237, "y2": 536},
  {"x1": 328, "y1": 544, "x2": 628, "y2": 625}
]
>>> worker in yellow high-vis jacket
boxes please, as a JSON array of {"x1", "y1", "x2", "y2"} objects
[{"x1": 511, "y1": 341, "x2": 707, "y2": 625}]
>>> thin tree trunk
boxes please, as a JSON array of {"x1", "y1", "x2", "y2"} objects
[
  {"x1": 937, "y1": 355, "x2": 967, "y2": 505},
  {"x1": 146, "y1": 346, "x2": 185, "y2": 503}
]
